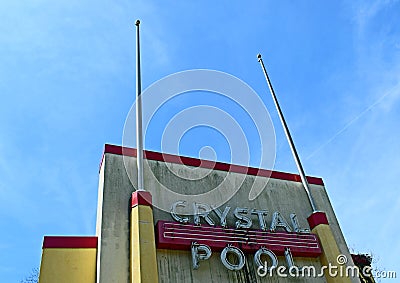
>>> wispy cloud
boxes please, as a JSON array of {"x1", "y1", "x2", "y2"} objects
[
  {"x1": 306, "y1": 80, "x2": 400, "y2": 160},
  {"x1": 301, "y1": 1, "x2": 400, "y2": 275},
  {"x1": 353, "y1": 0, "x2": 393, "y2": 31}
]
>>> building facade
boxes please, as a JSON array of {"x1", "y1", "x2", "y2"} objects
[{"x1": 39, "y1": 144, "x2": 365, "y2": 282}]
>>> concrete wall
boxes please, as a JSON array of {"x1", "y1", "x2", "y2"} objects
[
  {"x1": 96, "y1": 153, "x2": 134, "y2": 283},
  {"x1": 157, "y1": 249, "x2": 323, "y2": 283},
  {"x1": 96, "y1": 147, "x2": 356, "y2": 282}
]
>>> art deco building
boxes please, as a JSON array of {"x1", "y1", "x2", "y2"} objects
[{"x1": 38, "y1": 144, "x2": 371, "y2": 282}]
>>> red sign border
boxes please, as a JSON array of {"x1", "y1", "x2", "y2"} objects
[{"x1": 156, "y1": 220, "x2": 321, "y2": 257}]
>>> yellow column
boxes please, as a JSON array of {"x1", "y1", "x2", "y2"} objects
[
  {"x1": 131, "y1": 191, "x2": 159, "y2": 283},
  {"x1": 308, "y1": 212, "x2": 351, "y2": 283},
  {"x1": 39, "y1": 236, "x2": 97, "y2": 283}
]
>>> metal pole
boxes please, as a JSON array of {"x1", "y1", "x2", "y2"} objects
[
  {"x1": 257, "y1": 53, "x2": 317, "y2": 212},
  {"x1": 135, "y1": 20, "x2": 144, "y2": 191}
]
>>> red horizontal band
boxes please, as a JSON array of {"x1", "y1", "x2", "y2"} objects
[
  {"x1": 156, "y1": 220, "x2": 321, "y2": 257},
  {"x1": 42, "y1": 236, "x2": 98, "y2": 249},
  {"x1": 351, "y1": 254, "x2": 372, "y2": 267},
  {"x1": 307, "y1": 212, "x2": 329, "y2": 230},
  {"x1": 101, "y1": 144, "x2": 324, "y2": 186},
  {"x1": 131, "y1": 191, "x2": 152, "y2": 207}
]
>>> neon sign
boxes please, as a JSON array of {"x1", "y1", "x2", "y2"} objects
[{"x1": 155, "y1": 201, "x2": 321, "y2": 271}]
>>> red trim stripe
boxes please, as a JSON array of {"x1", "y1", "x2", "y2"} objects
[
  {"x1": 42, "y1": 236, "x2": 98, "y2": 249},
  {"x1": 131, "y1": 191, "x2": 152, "y2": 207},
  {"x1": 156, "y1": 221, "x2": 321, "y2": 257},
  {"x1": 101, "y1": 144, "x2": 324, "y2": 186},
  {"x1": 307, "y1": 212, "x2": 329, "y2": 229}
]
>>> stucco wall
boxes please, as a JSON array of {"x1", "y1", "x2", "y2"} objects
[{"x1": 96, "y1": 149, "x2": 355, "y2": 282}]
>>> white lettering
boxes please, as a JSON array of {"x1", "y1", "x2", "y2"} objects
[
  {"x1": 290, "y1": 213, "x2": 309, "y2": 233},
  {"x1": 270, "y1": 211, "x2": 292, "y2": 232},
  {"x1": 234, "y1": 207, "x2": 252, "y2": 229},
  {"x1": 254, "y1": 247, "x2": 278, "y2": 273},
  {"x1": 170, "y1": 201, "x2": 189, "y2": 223},
  {"x1": 191, "y1": 242, "x2": 212, "y2": 269},
  {"x1": 193, "y1": 202, "x2": 215, "y2": 226},
  {"x1": 220, "y1": 245, "x2": 246, "y2": 271},
  {"x1": 251, "y1": 209, "x2": 268, "y2": 231},
  {"x1": 170, "y1": 201, "x2": 309, "y2": 232},
  {"x1": 212, "y1": 206, "x2": 231, "y2": 228}
]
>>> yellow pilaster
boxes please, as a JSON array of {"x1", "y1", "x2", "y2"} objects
[
  {"x1": 130, "y1": 191, "x2": 159, "y2": 283},
  {"x1": 39, "y1": 236, "x2": 97, "y2": 283},
  {"x1": 308, "y1": 212, "x2": 351, "y2": 283}
]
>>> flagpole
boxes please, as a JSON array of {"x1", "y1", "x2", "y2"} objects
[
  {"x1": 135, "y1": 20, "x2": 144, "y2": 191},
  {"x1": 257, "y1": 53, "x2": 317, "y2": 212}
]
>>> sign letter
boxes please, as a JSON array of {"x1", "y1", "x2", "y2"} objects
[
  {"x1": 212, "y1": 206, "x2": 231, "y2": 228},
  {"x1": 270, "y1": 211, "x2": 292, "y2": 232},
  {"x1": 221, "y1": 245, "x2": 245, "y2": 271},
  {"x1": 290, "y1": 213, "x2": 309, "y2": 233},
  {"x1": 170, "y1": 201, "x2": 189, "y2": 223},
  {"x1": 193, "y1": 202, "x2": 215, "y2": 226},
  {"x1": 254, "y1": 247, "x2": 278, "y2": 273},
  {"x1": 251, "y1": 209, "x2": 268, "y2": 231},
  {"x1": 234, "y1": 207, "x2": 252, "y2": 229},
  {"x1": 191, "y1": 242, "x2": 212, "y2": 269}
]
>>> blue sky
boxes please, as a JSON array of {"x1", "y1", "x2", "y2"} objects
[{"x1": 1, "y1": 0, "x2": 400, "y2": 281}]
